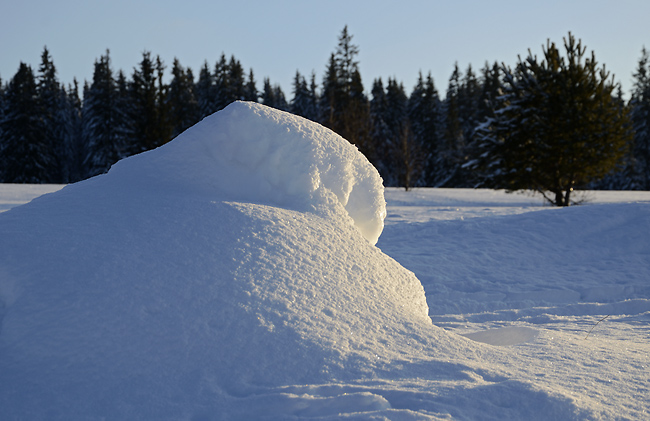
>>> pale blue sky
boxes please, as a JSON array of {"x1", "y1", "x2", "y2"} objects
[{"x1": 1, "y1": 0, "x2": 648, "y2": 98}]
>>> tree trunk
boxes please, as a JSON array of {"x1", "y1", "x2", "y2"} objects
[
  {"x1": 564, "y1": 187, "x2": 572, "y2": 206},
  {"x1": 554, "y1": 189, "x2": 571, "y2": 207}
]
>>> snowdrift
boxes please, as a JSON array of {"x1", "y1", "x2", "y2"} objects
[
  {"x1": 3, "y1": 103, "x2": 627, "y2": 420},
  {"x1": 0, "y1": 102, "x2": 437, "y2": 419}
]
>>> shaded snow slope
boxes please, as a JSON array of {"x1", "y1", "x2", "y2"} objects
[
  {"x1": 0, "y1": 102, "x2": 450, "y2": 419},
  {"x1": 0, "y1": 186, "x2": 432, "y2": 419}
]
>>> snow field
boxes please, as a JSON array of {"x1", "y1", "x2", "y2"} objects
[{"x1": 1, "y1": 102, "x2": 649, "y2": 419}]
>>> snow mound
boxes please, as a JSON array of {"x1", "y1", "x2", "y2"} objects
[
  {"x1": 110, "y1": 101, "x2": 386, "y2": 245},
  {"x1": 0, "y1": 103, "x2": 436, "y2": 419}
]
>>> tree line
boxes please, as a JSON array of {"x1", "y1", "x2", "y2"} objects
[{"x1": 1, "y1": 27, "x2": 649, "y2": 205}]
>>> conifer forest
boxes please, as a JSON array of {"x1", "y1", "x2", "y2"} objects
[{"x1": 1, "y1": 27, "x2": 649, "y2": 205}]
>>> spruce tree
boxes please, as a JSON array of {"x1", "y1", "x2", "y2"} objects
[
  {"x1": 64, "y1": 79, "x2": 85, "y2": 182},
  {"x1": 437, "y1": 63, "x2": 465, "y2": 186},
  {"x1": 386, "y1": 78, "x2": 420, "y2": 189},
  {"x1": 244, "y1": 69, "x2": 258, "y2": 102},
  {"x1": 129, "y1": 52, "x2": 172, "y2": 153},
  {"x1": 226, "y1": 56, "x2": 246, "y2": 103},
  {"x1": 168, "y1": 58, "x2": 200, "y2": 138},
  {"x1": 471, "y1": 33, "x2": 633, "y2": 206},
  {"x1": 369, "y1": 78, "x2": 393, "y2": 183},
  {"x1": 196, "y1": 61, "x2": 215, "y2": 118},
  {"x1": 213, "y1": 54, "x2": 230, "y2": 111},
  {"x1": 629, "y1": 47, "x2": 650, "y2": 189},
  {"x1": 81, "y1": 51, "x2": 124, "y2": 177},
  {"x1": 290, "y1": 71, "x2": 318, "y2": 120},
  {"x1": 261, "y1": 78, "x2": 288, "y2": 111},
  {"x1": 319, "y1": 26, "x2": 372, "y2": 157},
  {"x1": 319, "y1": 53, "x2": 340, "y2": 129},
  {"x1": 408, "y1": 72, "x2": 442, "y2": 185},
  {"x1": 0, "y1": 63, "x2": 50, "y2": 182},
  {"x1": 36, "y1": 47, "x2": 67, "y2": 183},
  {"x1": 0, "y1": 76, "x2": 5, "y2": 151}
]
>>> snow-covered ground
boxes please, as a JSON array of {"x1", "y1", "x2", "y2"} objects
[{"x1": 0, "y1": 102, "x2": 649, "y2": 420}]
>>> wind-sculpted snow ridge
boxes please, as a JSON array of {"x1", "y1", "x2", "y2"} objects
[{"x1": 109, "y1": 101, "x2": 386, "y2": 245}]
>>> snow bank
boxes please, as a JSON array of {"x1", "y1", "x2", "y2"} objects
[
  {"x1": 0, "y1": 102, "x2": 436, "y2": 419},
  {"x1": 109, "y1": 101, "x2": 386, "y2": 245}
]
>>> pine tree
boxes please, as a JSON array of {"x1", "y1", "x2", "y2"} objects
[
  {"x1": 319, "y1": 53, "x2": 340, "y2": 129},
  {"x1": 36, "y1": 47, "x2": 67, "y2": 182},
  {"x1": 369, "y1": 78, "x2": 393, "y2": 183},
  {"x1": 629, "y1": 47, "x2": 650, "y2": 189},
  {"x1": 369, "y1": 77, "x2": 422, "y2": 188},
  {"x1": 168, "y1": 58, "x2": 200, "y2": 138},
  {"x1": 226, "y1": 56, "x2": 246, "y2": 103},
  {"x1": 319, "y1": 26, "x2": 372, "y2": 156},
  {"x1": 408, "y1": 72, "x2": 442, "y2": 185},
  {"x1": 0, "y1": 63, "x2": 50, "y2": 182},
  {"x1": 114, "y1": 70, "x2": 135, "y2": 157},
  {"x1": 0, "y1": 76, "x2": 5, "y2": 150},
  {"x1": 213, "y1": 54, "x2": 230, "y2": 111},
  {"x1": 436, "y1": 63, "x2": 465, "y2": 186},
  {"x1": 460, "y1": 62, "x2": 503, "y2": 187},
  {"x1": 478, "y1": 62, "x2": 502, "y2": 121},
  {"x1": 471, "y1": 33, "x2": 633, "y2": 206},
  {"x1": 244, "y1": 69, "x2": 258, "y2": 102},
  {"x1": 290, "y1": 71, "x2": 318, "y2": 121},
  {"x1": 129, "y1": 52, "x2": 172, "y2": 153},
  {"x1": 261, "y1": 78, "x2": 288, "y2": 111},
  {"x1": 64, "y1": 79, "x2": 85, "y2": 182},
  {"x1": 196, "y1": 61, "x2": 215, "y2": 118},
  {"x1": 386, "y1": 78, "x2": 419, "y2": 189},
  {"x1": 81, "y1": 51, "x2": 125, "y2": 177}
]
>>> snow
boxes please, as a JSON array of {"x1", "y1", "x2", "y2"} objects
[
  {"x1": 1, "y1": 101, "x2": 649, "y2": 419},
  {"x1": 105, "y1": 101, "x2": 386, "y2": 245}
]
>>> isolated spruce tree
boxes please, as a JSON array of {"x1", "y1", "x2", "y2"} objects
[
  {"x1": 0, "y1": 63, "x2": 51, "y2": 182},
  {"x1": 472, "y1": 33, "x2": 632, "y2": 206}
]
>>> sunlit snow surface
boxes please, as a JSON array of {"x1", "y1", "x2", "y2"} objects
[{"x1": 1, "y1": 103, "x2": 649, "y2": 419}]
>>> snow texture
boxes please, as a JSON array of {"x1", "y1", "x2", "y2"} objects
[
  {"x1": 1, "y1": 102, "x2": 649, "y2": 420},
  {"x1": 106, "y1": 101, "x2": 386, "y2": 245}
]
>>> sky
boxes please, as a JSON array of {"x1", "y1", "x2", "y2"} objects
[{"x1": 1, "y1": 0, "x2": 649, "y2": 99}]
